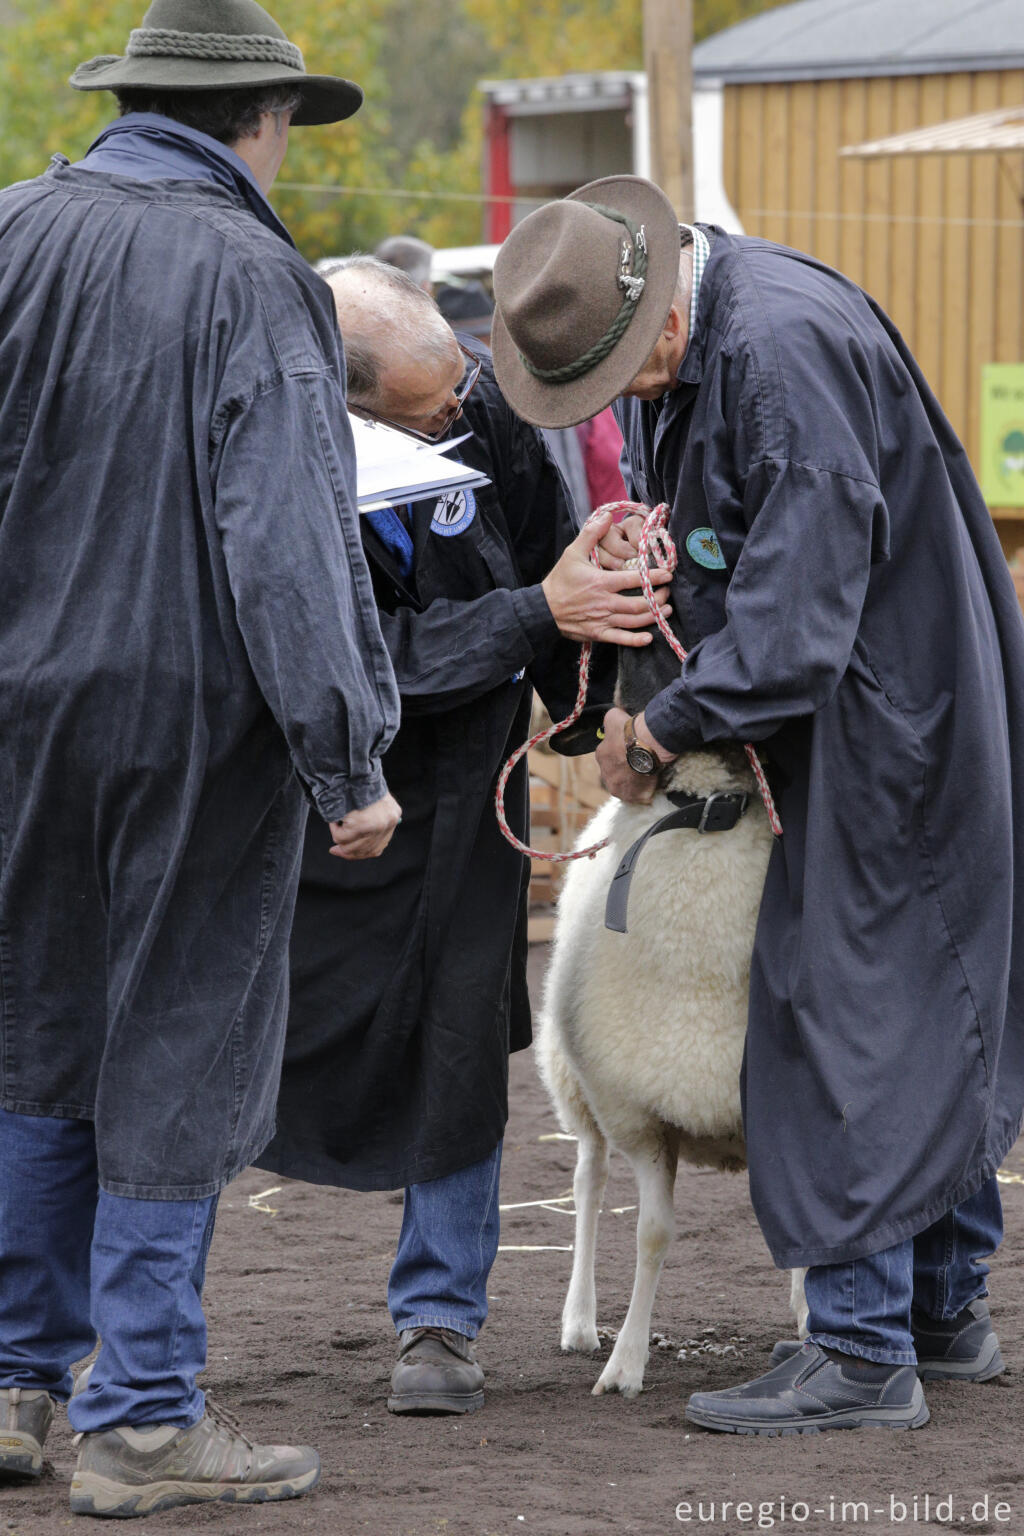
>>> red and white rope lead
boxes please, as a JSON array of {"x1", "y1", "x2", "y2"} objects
[
  {"x1": 493, "y1": 505, "x2": 621, "y2": 864},
  {"x1": 494, "y1": 500, "x2": 782, "y2": 863},
  {"x1": 635, "y1": 503, "x2": 783, "y2": 837}
]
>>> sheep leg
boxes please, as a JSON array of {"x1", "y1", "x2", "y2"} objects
[
  {"x1": 593, "y1": 1136, "x2": 677, "y2": 1399},
  {"x1": 789, "y1": 1266, "x2": 809, "y2": 1337},
  {"x1": 560, "y1": 1123, "x2": 610, "y2": 1353}
]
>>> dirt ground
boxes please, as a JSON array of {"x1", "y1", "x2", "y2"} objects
[{"x1": 6, "y1": 943, "x2": 1023, "y2": 1536}]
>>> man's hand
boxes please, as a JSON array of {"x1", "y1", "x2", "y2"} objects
[
  {"x1": 593, "y1": 512, "x2": 646, "y2": 570},
  {"x1": 328, "y1": 792, "x2": 402, "y2": 860},
  {"x1": 595, "y1": 706, "x2": 677, "y2": 804},
  {"x1": 542, "y1": 509, "x2": 672, "y2": 647}
]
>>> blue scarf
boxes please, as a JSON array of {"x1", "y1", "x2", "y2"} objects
[
  {"x1": 365, "y1": 506, "x2": 414, "y2": 579},
  {"x1": 77, "y1": 113, "x2": 294, "y2": 247},
  {"x1": 365, "y1": 442, "x2": 464, "y2": 581}
]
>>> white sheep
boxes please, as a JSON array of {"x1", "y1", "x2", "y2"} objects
[{"x1": 536, "y1": 736, "x2": 807, "y2": 1398}]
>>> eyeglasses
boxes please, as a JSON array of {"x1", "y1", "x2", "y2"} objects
[{"x1": 351, "y1": 342, "x2": 483, "y2": 445}]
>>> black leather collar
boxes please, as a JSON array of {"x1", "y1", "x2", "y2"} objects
[{"x1": 604, "y1": 791, "x2": 749, "y2": 934}]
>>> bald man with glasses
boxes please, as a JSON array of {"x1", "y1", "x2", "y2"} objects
[{"x1": 257, "y1": 256, "x2": 672, "y2": 1415}]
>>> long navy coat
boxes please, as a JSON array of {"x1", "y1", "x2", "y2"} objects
[
  {"x1": 259, "y1": 360, "x2": 609, "y2": 1190},
  {"x1": 618, "y1": 229, "x2": 1024, "y2": 1269},
  {"x1": 0, "y1": 162, "x2": 398, "y2": 1198}
]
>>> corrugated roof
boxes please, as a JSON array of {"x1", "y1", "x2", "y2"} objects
[
  {"x1": 843, "y1": 104, "x2": 1024, "y2": 157},
  {"x1": 693, "y1": 0, "x2": 1024, "y2": 84}
]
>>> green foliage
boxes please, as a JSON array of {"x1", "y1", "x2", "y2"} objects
[
  {"x1": 275, "y1": 0, "x2": 495, "y2": 257},
  {"x1": 462, "y1": 0, "x2": 641, "y2": 78},
  {"x1": 261, "y1": 1, "x2": 395, "y2": 259},
  {"x1": 695, "y1": 0, "x2": 793, "y2": 44},
  {"x1": 0, "y1": 4, "x2": 138, "y2": 186},
  {"x1": 278, "y1": 0, "x2": 648, "y2": 258},
  {"x1": 378, "y1": 0, "x2": 495, "y2": 167},
  {"x1": 0, "y1": 0, "x2": 793, "y2": 259}
]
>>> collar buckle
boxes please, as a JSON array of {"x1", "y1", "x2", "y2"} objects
[{"x1": 697, "y1": 791, "x2": 749, "y2": 833}]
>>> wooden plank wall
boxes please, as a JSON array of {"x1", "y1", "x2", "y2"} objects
[
  {"x1": 721, "y1": 68, "x2": 1024, "y2": 559},
  {"x1": 525, "y1": 745, "x2": 608, "y2": 941}
]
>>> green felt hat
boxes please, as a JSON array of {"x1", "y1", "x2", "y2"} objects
[{"x1": 70, "y1": 0, "x2": 363, "y2": 126}]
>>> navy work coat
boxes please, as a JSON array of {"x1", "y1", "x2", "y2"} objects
[
  {"x1": 618, "y1": 229, "x2": 1024, "y2": 1268},
  {"x1": 0, "y1": 162, "x2": 398, "y2": 1198},
  {"x1": 259, "y1": 359, "x2": 609, "y2": 1190}
]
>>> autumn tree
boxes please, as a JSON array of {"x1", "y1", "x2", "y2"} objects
[
  {"x1": 0, "y1": 0, "x2": 795, "y2": 259},
  {"x1": 0, "y1": 0, "x2": 406, "y2": 258}
]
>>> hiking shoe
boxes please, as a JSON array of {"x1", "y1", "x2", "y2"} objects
[
  {"x1": 685, "y1": 1342, "x2": 929, "y2": 1435},
  {"x1": 69, "y1": 1398, "x2": 319, "y2": 1518},
  {"x1": 0, "y1": 1388, "x2": 55, "y2": 1478},
  {"x1": 387, "y1": 1327, "x2": 484, "y2": 1415},
  {"x1": 770, "y1": 1297, "x2": 1005, "y2": 1382}
]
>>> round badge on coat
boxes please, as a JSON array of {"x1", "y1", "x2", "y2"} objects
[
  {"x1": 430, "y1": 487, "x2": 477, "y2": 538},
  {"x1": 685, "y1": 526, "x2": 727, "y2": 570}
]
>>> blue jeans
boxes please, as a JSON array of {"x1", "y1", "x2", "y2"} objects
[
  {"x1": 0, "y1": 1109, "x2": 217, "y2": 1431},
  {"x1": 806, "y1": 1178, "x2": 1003, "y2": 1365},
  {"x1": 388, "y1": 1142, "x2": 502, "y2": 1340}
]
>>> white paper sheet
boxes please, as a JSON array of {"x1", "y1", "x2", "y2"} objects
[{"x1": 349, "y1": 415, "x2": 490, "y2": 512}]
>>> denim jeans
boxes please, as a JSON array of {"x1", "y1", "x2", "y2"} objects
[
  {"x1": 805, "y1": 1177, "x2": 1003, "y2": 1364},
  {"x1": 388, "y1": 1141, "x2": 502, "y2": 1340},
  {"x1": 0, "y1": 1108, "x2": 217, "y2": 1431}
]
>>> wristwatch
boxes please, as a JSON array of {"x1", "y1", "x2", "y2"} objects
[{"x1": 623, "y1": 715, "x2": 659, "y2": 776}]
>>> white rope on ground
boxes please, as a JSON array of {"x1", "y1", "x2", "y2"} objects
[{"x1": 497, "y1": 1245, "x2": 574, "y2": 1253}]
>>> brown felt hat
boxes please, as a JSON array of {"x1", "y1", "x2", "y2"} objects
[
  {"x1": 69, "y1": 0, "x2": 363, "y2": 127},
  {"x1": 491, "y1": 176, "x2": 681, "y2": 429}
]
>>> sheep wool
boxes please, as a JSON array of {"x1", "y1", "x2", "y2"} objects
[{"x1": 536, "y1": 748, "x2": 804, "y2": 1398}]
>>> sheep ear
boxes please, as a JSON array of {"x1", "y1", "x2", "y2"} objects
[{"x1": 548, "y1": 707, "x2": 605, "y2": 757}]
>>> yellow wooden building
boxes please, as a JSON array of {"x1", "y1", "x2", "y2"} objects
[{"x1": 693, "y1": 0, "x2": 1024, "y2": 562}]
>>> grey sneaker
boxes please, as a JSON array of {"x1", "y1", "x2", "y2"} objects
[
  {"x1": 0, "y1": 1388, "x2": 55, "y2": 1478},
  {"x1": 387, "y1": 1327, "x2": 484, "y2": 1415},
  {"x1": 69, "y1": 1399, "x2": 320, "y2": 1518}
]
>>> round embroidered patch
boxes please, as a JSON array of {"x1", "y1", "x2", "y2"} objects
[
  {"x1": 430, "y1": 487, "x2": 477, "y2": 538},
  {"x1": 685, "y1": 526, "x2": 727, "y2": 570}
]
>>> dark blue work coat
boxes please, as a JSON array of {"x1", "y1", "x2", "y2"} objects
[
  {"x1": 618, "y1": 229, "x2": 1024, "y2": 1269},
  {"x1": 259, "y1": 360, "x2": 608, "y2": 1189},
  {"x1": 0, "y1": 162, "x2": 398, "y2": 1198}
]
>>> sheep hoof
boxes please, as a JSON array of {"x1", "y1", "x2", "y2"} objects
[
  {"x1": 592, "y1": 1370, "x2": 643, "y2": 1399},
  {"x1": 561, "y1": 1329, "x2": 601, "y2": 1354}
]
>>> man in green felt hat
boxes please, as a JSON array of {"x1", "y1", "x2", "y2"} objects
[{"x1": 0, "y1": 0, "x2": 403, "y2": 1517}]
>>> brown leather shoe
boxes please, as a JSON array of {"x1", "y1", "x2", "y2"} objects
[{"x1": 387, "y1": 1327, "x2": 484, "y2": 1415}]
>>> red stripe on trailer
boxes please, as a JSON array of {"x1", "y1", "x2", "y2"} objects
[{"x1": 485, "y1": 103, "x2": 512, "y2": 244}]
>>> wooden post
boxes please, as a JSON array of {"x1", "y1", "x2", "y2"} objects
[{"x1": 643, "y1": 0, "x2": 695, "y2": 221}]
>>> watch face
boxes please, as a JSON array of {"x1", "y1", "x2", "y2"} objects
[{"x1": 625, "y1": 741, "x2": 658, "y2": 775}]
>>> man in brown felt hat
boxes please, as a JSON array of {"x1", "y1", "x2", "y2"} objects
[
  {"x1": 0, "y1": 0, "x2": 402, "y2": 1517},
  {"x1": 492, "y1": 178, "x2": 1024, "y2": 1435}
]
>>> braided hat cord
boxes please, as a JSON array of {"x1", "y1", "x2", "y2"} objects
[
  {"x1": 126, "y1": 28, "x2": 304, "y2": 70},
  {"x1": 520, "y1": 202, "x2": 648, "y2": 386}
]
